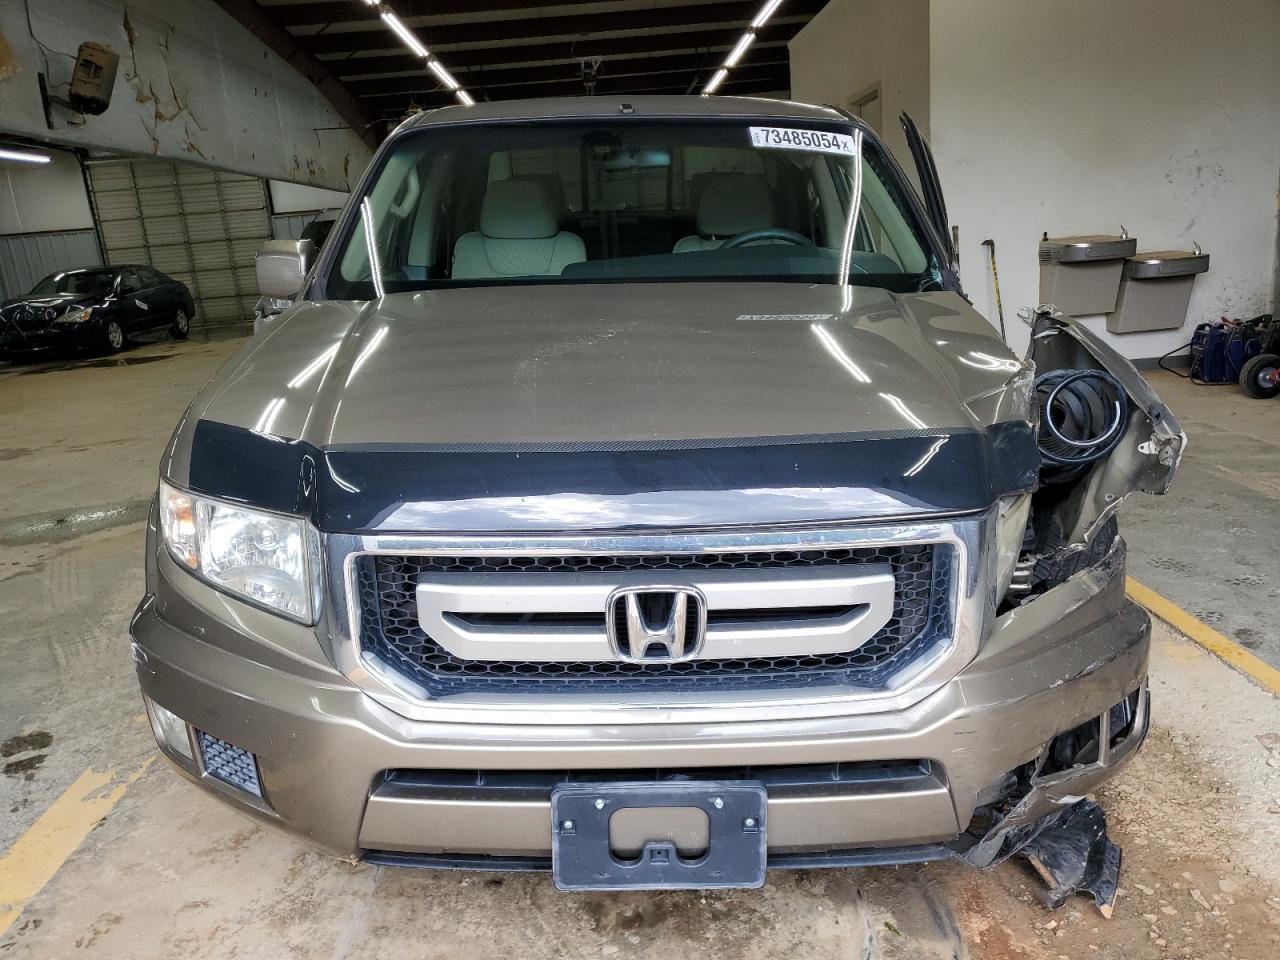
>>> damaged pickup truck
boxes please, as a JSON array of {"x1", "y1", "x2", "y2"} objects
[{"x1": 131, "y1": 96, "x2": 1183, "y2": 908}]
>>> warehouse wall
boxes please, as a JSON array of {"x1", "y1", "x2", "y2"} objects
[
  {"x1": 930, "y1": 0, "x2": 1280, "y2": 358},
  {"x1": 788, "y1": 0, "x2": 929, "y2": 174},
  {"x1": 0, "y1": 0, "x2": 370, "y2": 190},
  {"x1": 0, "y1": 151, "x2": 94, "y2": 234},
  {"x1": 269, "y1": 182, "x2": 348, "y2": 215},
  {"x1": 0, "y1": 231, "x2": 102, "y2": 303},
  {"x1": 0, "y1": 149, "x2": 102, "y2": 301},
  {"x1": 268, "y1": 181, "x2": 347, "y2": 240}
]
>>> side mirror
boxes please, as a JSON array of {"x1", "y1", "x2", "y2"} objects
[{"x1": 255, "y1": 238, "x2": 316, "y2": 301}]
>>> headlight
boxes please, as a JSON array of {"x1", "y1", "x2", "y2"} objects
[
  {"x1": 159, "y1": 481, "x2": 318, "y2": 622},
  {"x1": 54, "y1": 306, "x2": 93, "y2": 324},
  {"x1": 994, "y1": 493, "x2": 1032, "y2": 601}
]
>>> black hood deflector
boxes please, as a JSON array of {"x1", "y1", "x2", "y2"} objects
[{"x1": 185, "y1": 418, "x2": 1039, "y2": 532}]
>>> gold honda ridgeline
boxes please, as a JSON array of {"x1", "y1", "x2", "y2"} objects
[{"x1": 132, "y1": 96, "x2": 1181, "y2": 906}]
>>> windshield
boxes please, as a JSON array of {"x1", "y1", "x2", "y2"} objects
[
  {"x1": 325, "y1": 119, "x2": 938, "y2": 299},
  {"x1": 28, "y1": 270, "x2": 115, "y2": 298}
]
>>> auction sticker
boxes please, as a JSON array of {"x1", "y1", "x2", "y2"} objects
[{"x1": 748, "y1": 126, "x2": 856, "y2": 156}]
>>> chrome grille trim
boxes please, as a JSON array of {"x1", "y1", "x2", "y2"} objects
[
  {"x1": 324, "y1": 514, "x2": 991, "y2": 726},
  {"x1": 411, "y1": 564, "x2": 897, "y2": 663}
]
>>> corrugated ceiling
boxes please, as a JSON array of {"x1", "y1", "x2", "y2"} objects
[{"x1": 237, "y1": 0, "x2": 827, "y2": 122}]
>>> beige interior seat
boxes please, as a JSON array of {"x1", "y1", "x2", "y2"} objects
[
  {"x1": 673, "y1": 175, "x2": 776, "y2": 253},
  {"x1": 511, "y1": 173, "x2": 569, "y2": 219},
  {"x1": 452, "y1": 179, "x2": 586, "y2": 278}
]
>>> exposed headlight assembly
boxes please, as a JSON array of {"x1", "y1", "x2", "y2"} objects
[
  {"x1": 159, "y1": 481, "x2": 319, "y2": 622},
  {"x1": 54, "y1": 305, "x2": 94, "y2": 324}
]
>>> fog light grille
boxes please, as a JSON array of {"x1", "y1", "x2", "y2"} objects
[{"x1": 196, "y1": 731, "x2": 262, "y2": 798}]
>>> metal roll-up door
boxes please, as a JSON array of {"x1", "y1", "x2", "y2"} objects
[{"x1": 86, "y1": 158, "x2": 271, "y2": 335}]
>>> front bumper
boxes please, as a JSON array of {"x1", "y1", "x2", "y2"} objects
[
  {"x1": 0, "y1": 324, "x2": 91, "y2": 354},
  {"x1": 131, "y1": 536, "x2": 1148, "y2": 865}
]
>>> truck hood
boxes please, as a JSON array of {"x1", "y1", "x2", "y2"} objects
[
  {"x1": 175, "y1": 283, "x2": 1039, "y2": 531},
  {"x1": 200, "y1": 283, "x2": 1024, "y2": 445}
]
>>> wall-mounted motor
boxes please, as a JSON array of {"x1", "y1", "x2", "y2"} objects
[
  {"x1": 37, "y1": 42, "x2": 119, "y2": 129},
  {"x1": 1035, "y1": 369, "x2": 1129, "y2": 483},
  {"x1": 68, "y1": 43, "x2": 119, "y2": 115}
]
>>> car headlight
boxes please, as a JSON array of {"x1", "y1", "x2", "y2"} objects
[
  {"x1": 159, "y1": 481, "x2": 319, "y2": 622},
  {"x1": 994, "y1": 493, "x2": 1032, "y2": 601},
  {"x1": 54, "y1": 306, "x2": 94, "y2": 324}
]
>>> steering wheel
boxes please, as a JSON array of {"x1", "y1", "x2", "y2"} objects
[{"x1": 721, "y1": 227, "x2": 814, "y2": 249}]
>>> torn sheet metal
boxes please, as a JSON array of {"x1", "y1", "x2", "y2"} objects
[
  {"x1": 1020, "y1": 800, "x2": 1121, "y2": 916},
  {"x1": 951, "y1": 686, "x2": 1146, "y2": 916},
  {"x1": 954, "y1": 796, "x2": 1122, "y2": 917}
]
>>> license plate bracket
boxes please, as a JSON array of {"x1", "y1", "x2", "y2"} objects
[{"x1": 551, "y1": 781, "x2": 767, "y2": 891}]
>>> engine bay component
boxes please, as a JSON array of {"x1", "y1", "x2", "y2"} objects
[{"x1": 1036, "y1": 368, "x2": 1130, "y2": 483}]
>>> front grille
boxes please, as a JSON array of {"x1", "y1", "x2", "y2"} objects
[
  {"x1": 355, "y1": 544, "x2": 953, "y2": 696},
  {"x1": 4, "y1": 306, "x2": 55, "y2": 331},
  {"x1": 381, "y1": 759, "x2": 937, "y2": 795}
]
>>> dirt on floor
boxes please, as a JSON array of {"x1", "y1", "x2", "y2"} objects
[{"x1": 931, "y1": 621, "x2": 1280, "y2": 960}]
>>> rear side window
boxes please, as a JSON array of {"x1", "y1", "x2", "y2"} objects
[{"x1": 118, "y1": 268, "x2": 143, "y2": 294}]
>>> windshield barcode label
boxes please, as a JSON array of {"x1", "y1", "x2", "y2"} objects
[{"x1": 748, "y1": 127, "x2": 856, "y2": 156}]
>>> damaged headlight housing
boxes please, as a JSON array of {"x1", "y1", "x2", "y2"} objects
[{"x1": 159, "y1": 481, "x2": 319, "y2": 622}]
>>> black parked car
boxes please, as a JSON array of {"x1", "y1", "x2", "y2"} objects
[{"x1": 0, "y1": 265, "x2": 195, "y2": 360}]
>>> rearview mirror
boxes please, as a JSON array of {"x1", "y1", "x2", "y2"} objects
[
  {"x1": 601, "y1": 147, "x2": 671, "y2": 170},
  {"x1": 255, "y1": 238, "x2": 316, "y2": 301}
]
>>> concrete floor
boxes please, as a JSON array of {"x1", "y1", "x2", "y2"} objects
[
  {"x1": 1123, "y1": 370, "x2": 1280, "y2": 669},
  {"x1": 1, "y1": 339, "x2": 1278, "y2": 959}
]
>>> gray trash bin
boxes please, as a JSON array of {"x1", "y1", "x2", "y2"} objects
[
  {"x1": 1107, "y1": 249, "x2": 1210, "y2": 334},
  {"x1": 1038, "y1": 233, "x2": 1137, "y2": 316}
]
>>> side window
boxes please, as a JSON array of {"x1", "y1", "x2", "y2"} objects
[
  {"x1": 339, "y1": 144, "x2": 430, "y2": 288},
  {"x1": 119, "y1": 269, "x2": 143, "y2": 294},
  {"x1": 141, "y1": 267, "x2": 167, "y2": 286}
]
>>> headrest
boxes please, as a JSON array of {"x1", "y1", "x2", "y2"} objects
[
  {"x1": 696, "y1": 175, "x2": 774, "y2": 237},
  {"x1": 481, "y1": 179, "x2": 558, "y2": 240},
  {"x1": 512, "y1": 173, "x2": 568, "y2": 217}
]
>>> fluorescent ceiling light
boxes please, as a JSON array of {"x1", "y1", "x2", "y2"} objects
[
  {"x1": 381, "y1": 11, "x2": 430, "y2": 59},
  {"x1": 0, "y1": 147, "x2": 52, "y2": 165},
  {"x1": 751, "y1": 0, "x2": 786, "y2": 29},
  {"x1": 375, "y1": 4, "x2": 473, "y2": 105},
  {"x1": 702, "y1": 68, "x2": 729, "y2": 96},
  {"x1": 724, "y1": 32, "x2": 755, "y2": 67},
  {"x1": 427, "y1": 59, "x2": 460, "y2": 91}
]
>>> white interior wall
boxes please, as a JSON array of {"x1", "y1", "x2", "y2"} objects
[
  {"x1": 269, "y1": 181, "x2": 348, "y2": 215},
  {"x1": 0, "y1": 0, "x2": 371, "y2": 191},
  {"x1": 788, "y1": 0, "x2": 929, "y2": 173},
  {"x1": 930, "y1": 0, "x2": 1280, "y2": 359},
  {"x1": 0, "y1": 149, "x2": 93, "y2": 233}
]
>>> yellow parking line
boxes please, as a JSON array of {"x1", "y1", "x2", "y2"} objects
[
  {"x1": 1128, "y1": 576, "x2": 1280, "y2": 695},
  {"x1": 0, "y1": 758, "x2": 154, "y2": 937}
]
